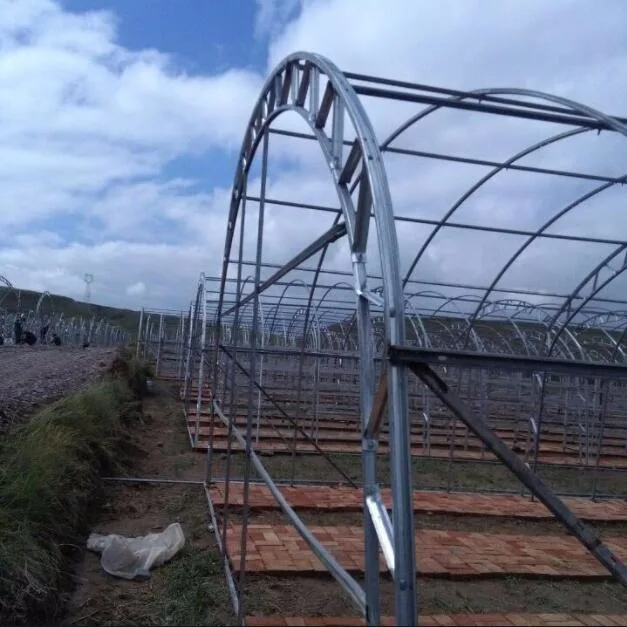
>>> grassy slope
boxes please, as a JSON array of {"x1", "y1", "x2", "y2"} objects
[
  {"x1": 0, "y1": 350, "x2": 153, "y2": 625},
  {"x1": 0, "y1": 286, "x2": 141, "y2": 334}
]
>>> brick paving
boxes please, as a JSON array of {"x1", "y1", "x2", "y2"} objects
[
  {"x1": 196, "y1": 435, "x2": 627, "y2": 467},
  {"x1": 245, "y1": 615, "x2": 627, "y2": 626},
  {"x1": 226, "y1": 524, "x2": 627, "y2": 578},
  {"x1": 183, "y1": 405, "x2": 626, "y2": 463},
  {"x1": 202, "y1": 425, "x2": 627, "y2": 459},
  {"x1": 208, "y1": 483, "x2": 627, "y2": 522},
  {"x1": 188, "y1": 413, "x2": 626, "y2": 448}
]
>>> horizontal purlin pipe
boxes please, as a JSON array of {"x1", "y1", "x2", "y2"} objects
[
  {"x1": 211, "y1": 399, "x2": 367, "y2": 612},
  {"x1": 219, "y1": 344, "x2": 358, "y2": 487},
  {"x1": 390, "y1": 345, "x2": 627, "y2": 380},
  {"x1": 230, "y1": 259, "x2": 585, "y2": 302},
  {"x1": 401, "y1": 358, "x2": 627, "y2": 586},
  {"x1": 245, "y1": 194, "x2": 627, "y2": 248},
  {"x1": 222, "y1": 222, "x2": 347, "y2": 317},
  {"x1": 352, "y1": 85, "x2": 619, "y2": 132},
  {"x1": 344, "y1": 71, "x2": 627, "y2": 125},
  {"x1": 215, "y1": 344, "x2": 363, "y2": 360},
  {"x1": 268, "y1": 128, "x2": 617, "y2": 185}
]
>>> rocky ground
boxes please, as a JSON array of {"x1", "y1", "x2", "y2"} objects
[{"x1": 0, "y1": 345, "x2": 116, "y2": 432}]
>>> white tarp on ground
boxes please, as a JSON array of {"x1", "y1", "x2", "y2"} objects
[{"x1": 87, "y1": 522, "x2": 185, "y2": 580}]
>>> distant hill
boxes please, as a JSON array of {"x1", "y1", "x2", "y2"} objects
[{"x1": 0, "y1": 286, "x2": 141, "y2": 334}]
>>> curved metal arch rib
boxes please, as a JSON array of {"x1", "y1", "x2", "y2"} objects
[
  {"x1": 371, "y1": 90, "x2": 600, "y2": 290},
  {"x1": 214, "y1": 52, "x2": 414, "y2": 625},
  {"x1": 374, "y1": 85, "x2": 627, "y2": 359},
  {"x1": 464, "y1": 169, "x2": 627, "y2": 349}
]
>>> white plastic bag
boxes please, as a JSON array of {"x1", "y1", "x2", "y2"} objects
[{"x1": 87, "y1": 522, "x2": 186, "y2": 580}]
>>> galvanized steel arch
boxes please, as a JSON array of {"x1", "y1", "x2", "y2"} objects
[
  {"x1": 266, "y1": 278, "x2": 312, "y2": 343},
  {"x1": 428, "y1": 294, "x2": 485, "y2": 351},
  {"x1": 214, "y1": 51, "x2": 415, "y2": 624},
  {"x1": 376, "y1": 89, "x2": 627, "y2": 354},
  {"x1": 374, "y1": 87, "x2": 625, "y2": 299},
  {"x1": 465, "y1": 172, "x2": 627, "y2": 348},
  {"x1": 217, "y1": 52, "x2": 405, "y2": 337}
]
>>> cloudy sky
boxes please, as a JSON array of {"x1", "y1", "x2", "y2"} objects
[{"x1": 1, "y1": 0, "x2": 627, "y2": 318}]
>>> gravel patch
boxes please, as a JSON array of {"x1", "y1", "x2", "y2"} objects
[{"x1": 0, "y1": 345, "x2": 117, "y2": 433}]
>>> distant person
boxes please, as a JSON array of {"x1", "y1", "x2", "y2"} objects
[
  {"x1": 0, "y1": 334, "x2": 4, "y2": 345},
  {"x1": 40, "y1": 320, "x2": 50, "y2": 344},
  {"x1": 13, "y1": 315, "x2": 24, "y2": 345},
  {"x1": 23, "y1": 330, "x2": 37, "y2": 346},
  {"x1": 52, "y1": 333, "x2": 62, "y2": 346}
]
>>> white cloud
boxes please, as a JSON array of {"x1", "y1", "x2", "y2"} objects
[
  {"x1": 126, "y1": 281, "x2": 146, "y2": 297},
  {"x1": 251, "y1": 0, "x2": 627, "y2": 319},
  {"x1": 0, "y1": 0, "x2": 263, "y2": 308},
  {"x1": 254, "y1": 0, "x2": 302, "y2": 40},
  {"x1": 2, "y1": 0, "x2": 627, "y2": 327}
]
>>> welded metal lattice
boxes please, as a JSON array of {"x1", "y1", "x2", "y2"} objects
[{"x1": 141, "y1": 53, "x2": 627, "y2": 626}]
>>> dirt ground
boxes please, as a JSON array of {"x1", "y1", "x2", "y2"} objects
[
  {"x1": 211, "y1": 448, "x2": 627, "y2": 497},
  {"x1": 0, "y1": 345, "x2": 116, "y2": 432},
  {"x1": 62, "y1": 381, "x2": 627, "y2": 625},
  {"x1": 63, "y1": 388, "x2": 234, "y2": 626},
  {"x1": 243, "y1": 576, "x2": 627, "y2": 618},
  {"x1": 227, "y1": 475, "x2": 627, "y2": 618}
]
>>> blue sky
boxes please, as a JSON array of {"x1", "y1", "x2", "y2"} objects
[
  {"x1": 62, "y1": 1, "x2": 268, "y2": 74},
  {"x1": 59, "y1": 0, "x2": 272, "y2": 203},
  {"x1": 1, "y1": 0, "x2": 626, "y2": 312}
]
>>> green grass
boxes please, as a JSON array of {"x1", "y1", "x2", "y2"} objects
[
  {"x1": 215, "y1": 451, "x2": 626, "y2": 498},
  {"x1": 0, "y1": 350, "x2": 151, "y2": 625},
  {"x1": 155, "y1": 551, "x2": 234, "y2": 626}
]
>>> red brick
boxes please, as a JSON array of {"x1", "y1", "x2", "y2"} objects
[
  {"x1": 208, "y1": 484, "x2": 627, "y2": 523},
  {"x1": 228, "y1": 524, "x2": 627, "y2": 578}
]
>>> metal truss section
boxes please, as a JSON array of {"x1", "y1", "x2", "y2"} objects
[{"x1": 177, "y1": 53, "x2": 627, "y2": 626}]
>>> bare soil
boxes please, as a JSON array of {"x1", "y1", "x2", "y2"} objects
[
  {"x1": 62, "y1": 380, "x2": 627, "y2": 624},
  {"x1": 226, "y1": 507, "x2": 627, "y2": 537},
  {"x1": 63, "y1": 390, "x2": 234, "y2": 626},
  {"x1": 0, "y1": 345, "x2": 116, "y2": 432},
  {"x1": 211, "y1": 449, "x2": 627, "y2": 497},
  {"x1": 243, "y1": 576, "x2": 627, "y2": 618}
]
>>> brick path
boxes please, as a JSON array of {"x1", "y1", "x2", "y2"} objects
[
  {"x1": 188, "y1": 413, "x2": 626, "y2": 448},
  {"x1": 184, "y1": 407, "x2": 626, "y2": 465},
  {"x1": 203, "y1": 425, "x2": 627, "y2": 456},
  {"x1": 245, "y1": 615, "x2": 627, "y2": 626},
  {"x1": 197, "y1": 436, "x2": 627, "y2": 467},
  {"x1": 226, "y1": 524, "x2": 627, "y2": 577},
  {"x1": 208, "y1": 483, "x2": 627, "y2": 522}
]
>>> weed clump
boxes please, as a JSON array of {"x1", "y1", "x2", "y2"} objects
[
  {"x1": 0, "y1": 350, "x2": 150, "y2": 624},
  {"x1": 158, "y1": 550, "x2": 231, "y2": 626}
]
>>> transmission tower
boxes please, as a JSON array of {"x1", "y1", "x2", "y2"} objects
[{"x1": 84, "y1": 273, "x2": 94, "y2": 304}]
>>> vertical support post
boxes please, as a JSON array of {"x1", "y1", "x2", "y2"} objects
[
  {"x1": 387, "y1": 331, "x2": 416, "y2": 625},
  {"x1": 195, "y1": 280, "x2": 208, "y2": 446},
  {"x1": 177, "y1": 310, "x2": 186, "y2": 381},
  {"x1": 290, "y1": 310, "x2": 308, "y2": 485},
  {"x1": 183, "y1": 303, "x2": 196, "y2": 407},
  {"x1": 255, "y1": 300, "x2": 266, "y2": 445},
  {"x1": 591, "y1": 379, "x2": 610, "y2": 500},
  {"x1": 156, "y1": 314, "x2": 164, "y2": 376},
  {"x1": 136, "y1": 308, "x2": 144, "y2": 359},
  {"x1": 143, "y1": 318, "x2": 151, "y2": 359},
  {"x1": 236, "y1": 130, "x2": 268, "y2": 626},
  {"x1": 219, "y1": 186, "x2": 248, "y2": 563},
  {"x1": 530, "y1": 371, "x2": 548, "y2": 502},
  {"x1": 352, "y1": 253, "x2": 380, "y2": 627}
]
